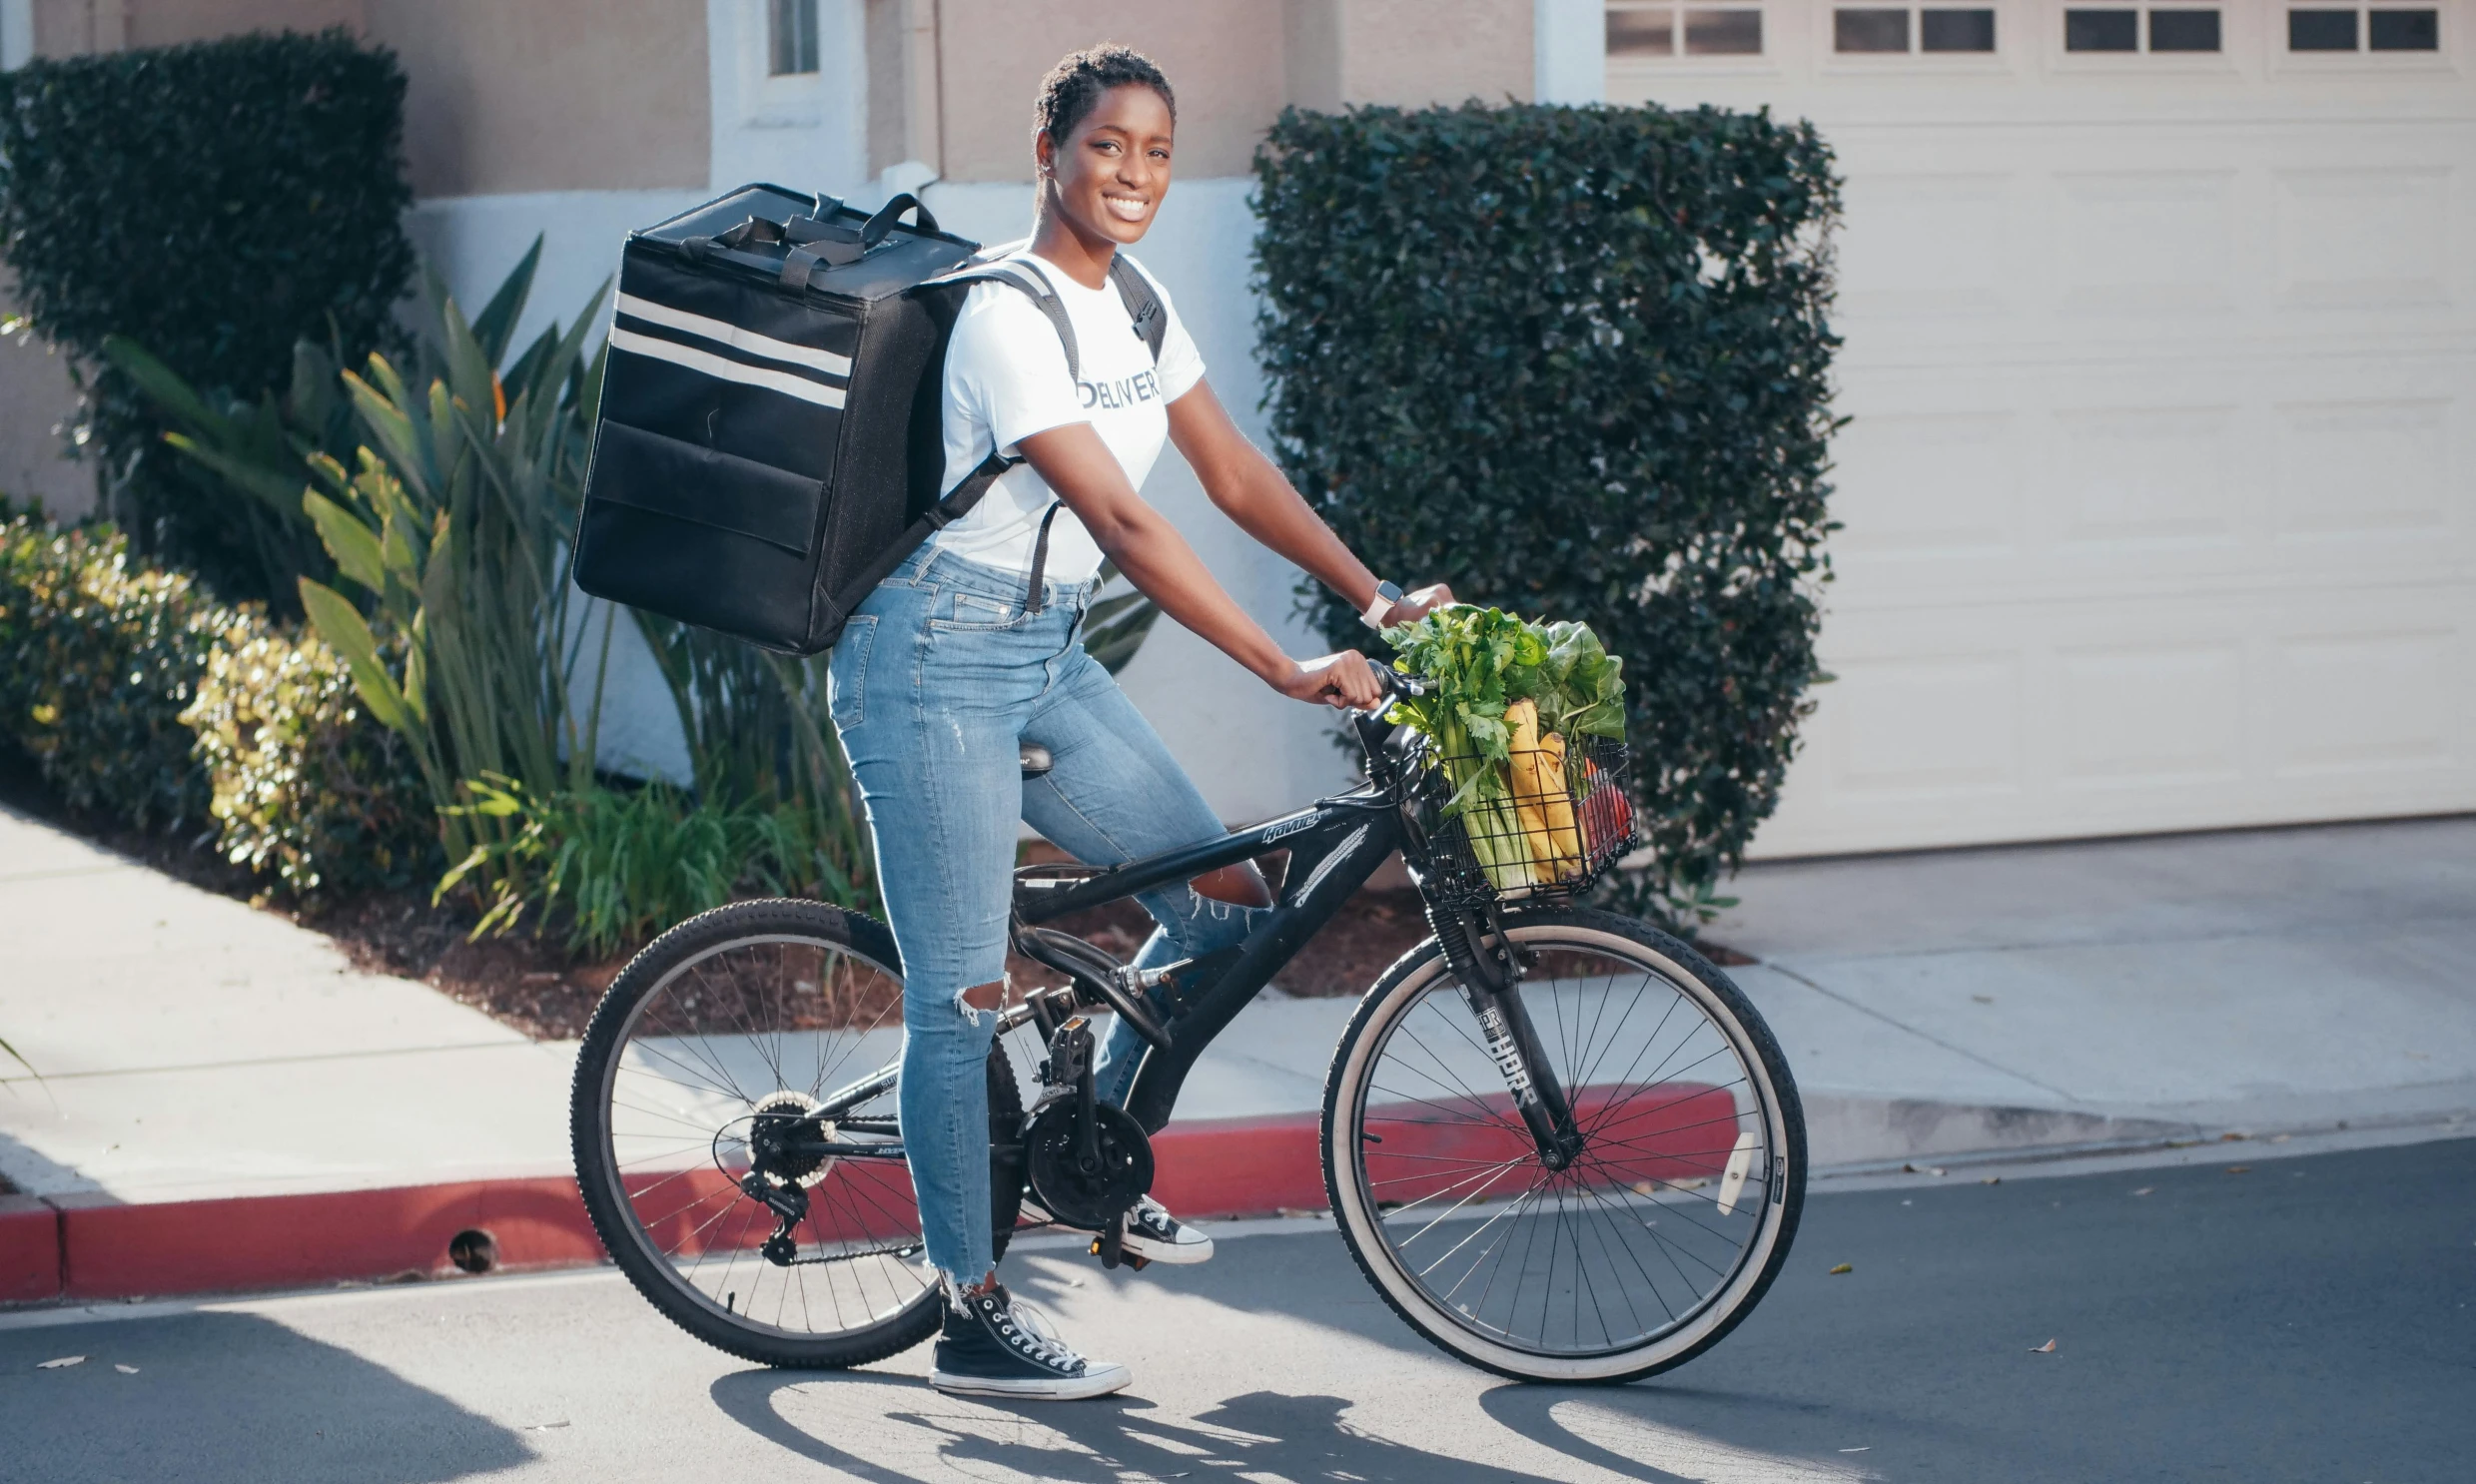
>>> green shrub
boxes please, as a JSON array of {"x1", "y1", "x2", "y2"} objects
[
  {"x1": 1252, "y1": 102, "x2": 1842, "y2": 923},
  {"x1": 0, "y1": 29, "x2": 414, "y2": 606},
  {"x1": 0, "y1": 518, "x2": 223, "y2": 830},
  {"x1": 183, "y1": 612, "x2": 437, "y2": 897},
  {"x1": 439, "y1": 775, "x2": 861, "y2": 961}
]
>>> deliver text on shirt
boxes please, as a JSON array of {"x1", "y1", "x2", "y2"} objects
[{"x1": 1080, "y1": 369, "x2": 1162, "y2": 411}]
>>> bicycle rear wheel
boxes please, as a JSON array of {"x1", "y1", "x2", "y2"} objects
[
  {"x1": 1322, "y1": 907, "x2": 1803, "y2": 1383},
  {"x1": 570, "y1": 899, "x2": 1024, "y2": 1369}
]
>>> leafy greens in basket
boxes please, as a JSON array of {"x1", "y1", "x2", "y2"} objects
[{"x1": 1381, "y1": 605, "x2": 1627, "y2": 890}]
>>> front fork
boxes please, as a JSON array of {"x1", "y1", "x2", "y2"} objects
[{"x1": 1429, "y1": 905, "x2": 1585, "y2": 1170}]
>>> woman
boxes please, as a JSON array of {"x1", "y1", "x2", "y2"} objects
[{"x1": 828, "y1": 44, "x2": 1449, "y2": 1400}]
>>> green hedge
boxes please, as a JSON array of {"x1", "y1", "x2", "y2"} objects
[
  {"x1": 0, "y1": 516, "x2": 432, "y2": 891},
  {"x1": 0, "y1": 29, "x2": 414, "y2": 606},
  {"x1": 0, "y1": 518, "x2": 221, "y2": 830},
  {"x1": 1253, "y1": 103, "x2": 1841, "y2": 921},
  {"x1": 184, "y1": 614, "x2": 438, "y2": 897}
]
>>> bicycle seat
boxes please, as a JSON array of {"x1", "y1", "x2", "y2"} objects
[{"x1": 1019, "y1": 743, "x2": 1053, "y2": 779}]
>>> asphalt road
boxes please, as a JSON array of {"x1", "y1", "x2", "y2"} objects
[{"x1": 4, "y1": 1135, "x2": 2470, "y2": 1483}]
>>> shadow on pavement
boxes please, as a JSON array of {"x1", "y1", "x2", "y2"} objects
[
  {"x1": 0, "y1": 1310, "x2": 533, "y2": 1483},
  {"x1": 713, "y1": 1369, "x2": 1588, "y2": 1483}
]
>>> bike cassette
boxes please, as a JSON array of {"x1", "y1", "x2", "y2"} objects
[
  {"x1": 1024, "y1": 1102, "x2": 1155, "y2": 1230},
  {"x1": 745, "y1": 1091, "x2": 835, "y2": 1189}
]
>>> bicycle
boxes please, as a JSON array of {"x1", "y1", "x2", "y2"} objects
[{"x1": 569, "y1": 671, "x2": 1805, "y2": 1384}]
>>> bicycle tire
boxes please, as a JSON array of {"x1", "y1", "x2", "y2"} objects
[
  {"x1": 570, "y1": 898, "x2": 1024, "y2": 1369},
  {"x1": 1321, "y1": 906, "x2": 1804, "y2": 1383}
]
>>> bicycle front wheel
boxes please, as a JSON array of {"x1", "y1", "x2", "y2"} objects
[
  {"x1": 570, "y1": 899, "x2": 1024, "y2": 1369},
  {"x1": 1322, "y1": 907, "x2": 1804, "y2": 1383}
]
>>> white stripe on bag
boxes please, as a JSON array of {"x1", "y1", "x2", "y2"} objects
[
  {"x1": 608, "y1": 327, "x2": 849, "y2": 410},
  {"x1": 614, "y1": 293, "x2": 853, "y2": 378}
]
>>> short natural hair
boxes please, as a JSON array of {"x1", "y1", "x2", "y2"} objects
[{"x1": 1034, "y1": 44, "x2": 1176, "y2": 149}]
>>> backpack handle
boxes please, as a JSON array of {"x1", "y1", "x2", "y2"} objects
[{"x1": 859, "y1": 193, "x2": 939, "y2": 249}]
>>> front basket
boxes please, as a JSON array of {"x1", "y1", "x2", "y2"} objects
[{"x1": 1400, "y1": 733, "x2": 1636, "y2": 908}]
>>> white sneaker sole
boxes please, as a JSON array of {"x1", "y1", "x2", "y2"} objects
[
  {"x1": 1119, "y1": 1232, "x2": 1215, "y2": 1265},
  {"x1": 930, "y1": 1362, "x2": 1132, "y2": 1401}
]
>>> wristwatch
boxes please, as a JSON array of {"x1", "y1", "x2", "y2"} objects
[{"x1": 1359, "y1": 579, "x2": 1403, "y2": 631}]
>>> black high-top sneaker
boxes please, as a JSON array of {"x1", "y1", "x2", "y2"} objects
[
  {"x1": 929, "y1": 1281, "x2": 1131, "y2": 1400},
  {"x1": 1119, "y1": 1195, "x2": 1215, "y2": 1265}
]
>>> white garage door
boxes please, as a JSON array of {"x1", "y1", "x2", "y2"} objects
[{"x1": 1606, "y1": 0, "x2": 2476, "y2": 855}]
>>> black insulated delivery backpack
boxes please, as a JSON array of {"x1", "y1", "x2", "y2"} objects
[{"x1": 573, "y1": 183, "x2": 1166, "y2": 655}]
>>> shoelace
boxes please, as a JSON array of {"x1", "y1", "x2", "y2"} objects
[{"x1": 991, "y1": 1293, "x2": 1083, "y2": 1371}]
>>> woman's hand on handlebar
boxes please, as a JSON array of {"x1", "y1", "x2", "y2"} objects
[{"x1": 1273, "y1": 650, "x2": 1386, "y2": 710}]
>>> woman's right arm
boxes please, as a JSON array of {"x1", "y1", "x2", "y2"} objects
[{"x1": 1015, "y1": 421, "x2": 1383, "y2": 710}]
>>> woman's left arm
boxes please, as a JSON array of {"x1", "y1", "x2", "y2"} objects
[{"x1": 1166, "y1": 381, "x2": 1451, "y2": 623}]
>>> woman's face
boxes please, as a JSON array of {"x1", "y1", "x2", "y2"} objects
[{"x1": 1037, "y1": 84, "x2": 1174, "y2": 246}]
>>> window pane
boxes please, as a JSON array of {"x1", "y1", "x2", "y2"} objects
[
  {"x1": 2368, "y1": 8, "x2": 2440, "y2": 49},
  {"x1": 2287, "y1": 9, "x2": 2360, "y2": 49},
  {"x1": 1836, "y1": 8, "x2": 1911, "y2": 52},
  {"x1": 2149, "y1": 8, "x2": 2222, "y2": 51},
  {"x1": 1684, "y1": 7, "x2": 1764, "y2": 53},
  {"x1": 2064, "y1": 9, "x2": 2139, "y2": 50},
  {"x1": 1607, "y1": 6, "x2": 1678, "y2": 56},
  {"x1": 1921, "y1": 8, "x2": 1998, "y2": 51},
  {"x1": 769, "y1": 0, "x2": 820, "y2": 75}
]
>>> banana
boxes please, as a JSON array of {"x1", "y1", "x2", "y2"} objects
[
  {"x1": 1537, "y1": 731, "x2": 1584, "y2": 875},
  {"x1": 1505, "y1": 700, "x2": 1560, "y2": 873}
]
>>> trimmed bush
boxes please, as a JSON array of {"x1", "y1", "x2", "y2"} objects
[
  {"x1": 0, "y1": 29, "x2": 414, "y2": 605},
  {"x1": 183, "y1": 614, "x2": 438, "y2": 897},
  {"x1": 1253, "y1": 103, "x2": 1841, "y2": 921},
  {"x1": 0, "y1": 518, "x2": 221, "y2": 830}
]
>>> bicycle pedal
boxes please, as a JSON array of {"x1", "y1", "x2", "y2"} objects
[{"x1": 1087, "y1": 1233, "x2": 1149, "y2": 1271}]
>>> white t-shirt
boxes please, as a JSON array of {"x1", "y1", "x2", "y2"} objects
[{"x1": 933, "y1": 251, "x2": 1206, "y2": 586}]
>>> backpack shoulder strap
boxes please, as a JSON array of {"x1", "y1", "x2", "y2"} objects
[
  {"x1": 1108, "y1": 255, "x2": 1167, "y2": 365},
  {"x1": 919, "y1": 255, "x2": 1082, "y2": 383}
]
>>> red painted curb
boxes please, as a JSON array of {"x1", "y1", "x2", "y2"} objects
[
  {"x1": 8, "y1": 1114, "x2": 1343, "y2": 1305},
  {"x1": 1, "y1": 1194, "x2": 63, "y2": 1303},
  {"x1": 1152, "y1": 1113, "x2": 1327, "y2": 1217},
  {"x1": 47, "y1": 1177, "x2": 603, "y2": 1301}
]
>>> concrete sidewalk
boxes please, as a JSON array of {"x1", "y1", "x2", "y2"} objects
[{"x1": 5, "y1": 801, "x2": 2471, "y2": 1302}]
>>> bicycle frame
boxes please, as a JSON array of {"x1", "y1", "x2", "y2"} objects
[{"x1": 797, "y1": 701, "x2": 1587, "y2": 1175}]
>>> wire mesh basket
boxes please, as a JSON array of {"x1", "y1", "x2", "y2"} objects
[{"x1": 1397, "y1": 732, "x2": 1636, "y2": 908}]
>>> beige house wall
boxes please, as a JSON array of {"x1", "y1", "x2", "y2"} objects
[
  {"x1": 928, "y1": 0, "x2": 1288, "y2": 183},
  {"x1": 901, "y1": 0, "x2": 1531, "y2": 184},
  {"x1": 32, "y1": 0, "x2": 709, "y2": 197}
]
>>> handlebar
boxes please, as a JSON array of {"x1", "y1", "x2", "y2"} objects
[{"x1": 1355, "y1": 665, "x2": 1425, "y2": 713}]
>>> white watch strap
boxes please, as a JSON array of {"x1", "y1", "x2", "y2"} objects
[{"x1": 1360, "y1": 590, "x2": 1395, "y2": 629}]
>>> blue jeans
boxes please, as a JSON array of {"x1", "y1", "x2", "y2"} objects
[{"x1": 826, "y1": 545, "x2": 1261, "y2": 1281}]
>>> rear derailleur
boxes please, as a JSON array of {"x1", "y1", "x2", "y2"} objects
[{"x1": 1024, "y1": 1014, "x2": 1157, "y2": 1270}]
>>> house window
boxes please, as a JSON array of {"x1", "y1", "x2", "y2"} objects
[
  {"x1": 768, "y1": 0, "x2": 821, "y2": 76},
  {"x1": 2288, "y1": 6, "x2": 2442, "y2": 50},
  {"x1": 1606, "y1": 4, "x2": 1766, "y2": 57},
  {"x1": 1834, "y1": 7, "x2": 1998, "y2": 53},
  {"x1": 2064, "y1": 7, "x2": 2220, "y2": 53}
]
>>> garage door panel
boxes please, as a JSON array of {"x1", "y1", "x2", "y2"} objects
[
  {"x1": 2055, "y1": 404, "x2": 2240, "y2": 545},
  {"x1": 2270, "y1": 399, "x2": 2453, "y2": 539},
  {"x1": 2269, "y1": 629, "x2": 2462, "y2": 776},
  {"x1": 2057, "y1": 643, "x2": 2245, "y2": 783},
  {"x1": 2274, "y1": 168, "x2": 2454, "y2": 310},
  {"x1": 1761, "y1": 588, "x2": 2476, "y2": 854},
  {"x1": 1826, "y1": 355, "x2": 2474, "y2": 608}
]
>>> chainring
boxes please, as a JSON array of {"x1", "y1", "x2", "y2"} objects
[{"x1": 1024, "y1": 1102, "x2": 1155, "y2": 1230}]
